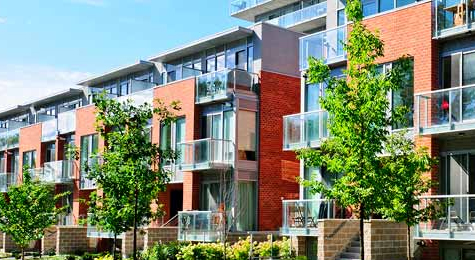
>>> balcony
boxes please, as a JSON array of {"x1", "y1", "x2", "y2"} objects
[
  {"x1": 0, "y1": 172, "x2": 18, "y2": 193},
  {"x1": 0, "y1": 129, "x2": 20, "y2": 151},
  {"x1": 416, "y1": 85, "x2": 475, "y2": 135},
  {"x1": 176, "y1": 138, "x2": 234, "y2": 172},
  {"x1": 116, "y1": 88, "x2": 154, "y2": 106},
  {"x1": 266, "y1": 2, "x2": 327, "y2": 31},
  {"x1": 195, "y1": 69, "x2": 257, "y2": 104},
  {"x1": 42, "y1": 160, "x2": 74, "y2": 183},
  {"x1": 58, "y1": 110, "x2": 76, "y2": 134},
  {"x1": 300, "y1": 26, "x2": 347, "y2": 71},
  {"x1": 434, "y1": 0, "x2": 475, "y2": 39},
  {"x1": 57, "y1": 214, "x2": 74, "y2": 226},
  {"x1": 283, "y1": 110, "x2": 329, "y2": 150},
  {"x1": 178, "y1": 211, "x2": 224, "y2": 242},
  {"x1": 415, "y1": 194, "x2": 475, "y2": 240},
  {"x1": 41, "y1": 118, "x2": 57, "y2": 142},
  {"x1": 281, "y1": 199, "x2": 343, "y2": 236},
  {"x1": 230, "y1": 0, "x2": 296, "y2": 21}
]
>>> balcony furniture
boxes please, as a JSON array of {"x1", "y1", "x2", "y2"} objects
[{"x1": 445, "y1": 3, "x2": 466, "y2": 26}]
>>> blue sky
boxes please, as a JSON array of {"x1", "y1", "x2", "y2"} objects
[{"x1": 0, "y1": 0, "x2": 249, "y2": 110}]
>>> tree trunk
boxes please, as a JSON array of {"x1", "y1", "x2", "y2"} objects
[
  {"x1": 407, "y1": 225, "x2": 411, "y2": 260},
  {"x1": 133, "y1": 188, "x2": 138, "y2": 260},
  {"x1": 113, "y1": 233, "x2": 117, "y2": 260},
  {"x1": 360, "y1": 204, "x2": 365, "y2": 260},
  {"x1": 21, "y1": 247, "x2": 25, "y2": 260}
]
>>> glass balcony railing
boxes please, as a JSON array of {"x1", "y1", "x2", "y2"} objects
[
  {"x1": 42, "y1": 160, "x2": 74, "y2": 183},
  {"x1": 416, "y1": 85, "x2": 475, "y2": 135},
  {"x1": 281, "y1": 199, "x2": 344, "y2": 236},
  {"x1": 283, "y1": 110, "x2": 329, "y2": 150},
  {"x1": 230, "y1": 0, "x2": 271, "y2": 14},
  {"x1": 267, "y1": 2, "x2": 327, "y2": 28},
  {"x1": 196, "y1": 69, "x2": 258, "y2": 104},
  {"x1": 57, "y1": 214, "x2": 74, "y2": 226},
  {"x1": 87, "y1": 214, "x2": 124, "y2": 238},
  {"x1": 80, "y1": 157, "x2": 99, "y2": 190},
  {"x1": 41, "y1": 118, "x2": 58, "y2": 142},
  {"x1": 58, "y1": 110, "x2": 76, "y2": 134},
  {"x1": 116, "y1": 88, "x2": 154, "y2": 106},
  {"x1": 415, "y1": 195, "x2": 475, "y2": 240},
  {"x1": 300, "y1": 26, "x2": 347, "y2": 70},
  {"x1": 0, "y1": 172, "x2": 18, "y2": 193},
  {"x1": 434, "y1": 0, "x2": 475, "y2": 38},
  {"x1": 177, "y1": 138, "x2": 234, "y2": 172},
  {"x1": 178, "y1": 211, "x2": 224, "y2": 242},
  {"x1": 0, "y1": 129, "x2": 21, "y2": 151}
]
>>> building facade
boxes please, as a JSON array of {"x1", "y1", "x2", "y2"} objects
[{"x1": 1, "y1": 0, "x2": 474, "y2": 259}]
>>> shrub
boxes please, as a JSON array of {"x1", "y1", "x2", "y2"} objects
[
  {"x1": 227, "y1": 237, "x2": 252, "y2": 260},
  {"x1": 45, "y1": 249, "x2": 56, "y2": 256},
  {"x1": 66, "y1": 255, "x2": 76, "y2": 260},
  {"x1": 177, "y1": 243, "x2": 225, "y2": 260},
  {"x1": 93, "y1": 255, "x2": 113, "y2": 260},
  {"x1": 142, "y1": 241, "x2": 186, "y2": 260}
]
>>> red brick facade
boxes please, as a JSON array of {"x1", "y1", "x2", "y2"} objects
[
  {"x1": 19, "y1": 123, "x2": 42, "y2": 180},
  {"x1": 258, "y1": 70, "x2": 301, "y2": 231}
]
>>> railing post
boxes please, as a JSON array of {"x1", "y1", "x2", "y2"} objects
[
  {"x1": 449, "y1": 90, "x2": 452, "y2": 126},
  {"x1": 460, "y1": 88, "x2": 463, "y2": 123},
  {"x1": 448, "y1": 202, "x2": 452, "y2": 232},
  {"x1": 425, "y1": 96, "x2": 428, "y2": 128},
  {"x1": 249, "y1": 233, "x2": 253, "y2": 260},
  {"x1": 270, "y1": 233, "x2": 274, "y2": 260}
]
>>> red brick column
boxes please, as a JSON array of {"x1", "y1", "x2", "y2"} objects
[{"x1": 182, "y1": 172, "x2": 199, "y2": 211}]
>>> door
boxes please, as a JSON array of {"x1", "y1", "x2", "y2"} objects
[{"x1": 170, "y1": 190, "x2": 183, "y2": 220}]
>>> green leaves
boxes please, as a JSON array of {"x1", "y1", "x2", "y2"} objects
[{"x1": 0, "y1": 173, "x2": 69, "y2": 250}]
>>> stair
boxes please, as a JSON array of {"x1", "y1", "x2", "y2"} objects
[{"x1": 336, "y1": 236, "x2": 361, "y2": 260}]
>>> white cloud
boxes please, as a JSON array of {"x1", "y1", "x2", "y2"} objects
[
  {"x1": 0, "y1": 17, "x2": 6, "y2": 24},
  {"x1": 0, "y1": 64, "x2": 92, "y2": 110},
  {"x1": 68, "y1": 0, "x2": 106, "y2": 7}
]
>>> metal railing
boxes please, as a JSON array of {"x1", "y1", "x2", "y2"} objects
[
  {"x1": 57, "y1": 110, "x2": 76, "y2": 134},
  {"x1": 415, "y1": 194, "x2": 475, "y2": 240},
  {"x1": 57, "y1": 214, "x2": 74, "y2": 226},
  {"x1": 230, "y1": 0, "x2": 271, "y2": 14},
  {"x1": 41, "y1": 118, "x2": 58, "y2": 142},
  {"x1": 283, "y1": 110, "x2": 329, "y2": 150},
  {"x1": 195, "y1": 69, "x2": 258, "y2": 104},
  {"x1": 434, "y1": 0, "x2": 475, "y2": 38},
  {"x1": 80, "y1": 156, "x2": 99, "y2": 190},
  {"x1": 267, "y1": 2, "x2": 327, "y2": 28},
  {"x1": 116, "y1": 88, "x2": 154, "y2": 106},
  {"x1": 178, "y1": 211, "x2": 224, "y2": 242},
  {"x1": 416, "y1": 84, "x2": 475, "y2": 135},
  {"x1": 176, "y1": 138, "x2": 235, "y2": 171},
  {"x1": 300, "y1": 26, "x2": 347, "y2": 70},
  {"x1": 281, "y1": 199, "x2": 343, "y2": 236}
]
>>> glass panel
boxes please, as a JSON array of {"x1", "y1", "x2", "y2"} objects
[
  {"x1": 238, "y1": 111, "x2": 256, "y2": 161},
  {"x1": 392, "y1": 61, "x2": 414, "y2": 129},
  {"x1": 379, "y1": 0, "x2": 394, "y2": 12},
  {"x1": 236, "y1": 181, "x2": 257, "y2": 231},
  {"x1": 436, "y1": 0, "x2": 466, "y2": 32},
  {"x1": 396, "y1": 0, "x2": 415, "y2": 7},
  {"x1": 305, "y1": 83, "x2": 321, "y2": 112},
  {"x1": 443, "y1": 54, "x2": 461, "y2": 89},
  {"x1": 443, "y1": 249, "x2": 460, "y2": 260},
  {"x1": 463, "y1": 52, "x2": 475, "y2": 85},
  {"x1": 362, "y1": 0, "x2": 377, "y2": 16},
  {"x1": 300, "y1": 27, "x2": 347, "y2": 70}
]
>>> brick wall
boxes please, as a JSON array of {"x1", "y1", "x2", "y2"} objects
[
  {"x1": 42, "y1": 227, "x2": 57, "y2": 254},
  {"x1": 19, "y1": 123, "x2": 42, "y2": 181},
  {"x1": 143, "y1": 227, "x2": 178, "y2": 250},
  {"x1": 153, "y1": 79, "x2": 200, "y2": 212},
  {"x1": 258, "y1": 70, "x2": 301, "y2": 231},
  {"x1": 364, "y1": 220, "x2": 407, "y2": 260},
  {"x1": 317, "y1": 219, "x2": 360, "y2": 260},
  {"x1": 121, "y1": 229, "x2": 145, "y2": 258},
  {"x1": 56, "y1": 226, "x2": 90, "y2": 254}
]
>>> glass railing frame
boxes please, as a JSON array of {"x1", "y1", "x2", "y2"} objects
[
  {"x1": 434, "y1": 0, "x2": 475, "y2": 38},
  {"x1": 230, "y1": 0, "x2": 272, "y2": 15},
  {"x1": 415, "y1": 194, "x2": 475, "y2": 240},
  {"x1": 283, "y1": 110, "x2": 329, "y2": 150},
  {"x1": 416, "y1": 84, "x2": 475, "y2": 135},
  {"x1": 266, "y1": 2, "x2": 327, "y2": 28},
  {"x1": 281, "y1": 199, "x2": 340, "y2": 236},
  {"x1": 195, "y1": 68, "x2": 258, "y2": 104},
  {"x1": 300, "y1": 26, "x2": 347, "y2": 71},
  {"x1": 0, "y1": 172, "x2": 17, "y2": 193},
  {"x1": 176, "y1": 138, "x2": 235, "y2": 171},
  {"x1": 43, "y1": 160, "x2": 74, "y2": 183},
  {"x1": 177, "y1": 211, "x2": 224, "y2": 242}
]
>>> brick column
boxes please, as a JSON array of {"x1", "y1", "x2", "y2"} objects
[{"x1": 182, "y1": 172, "x2": 199, "y2": 211}]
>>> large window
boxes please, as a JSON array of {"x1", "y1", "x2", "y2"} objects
[
  {"x1": 80, "y1": 134, "x2": 99, "y2": 189},
  {"x1": 442, "y1": 51, "x2": 475, "y2": 88},
  {"x1": 22, "y1": 150, "x2": 36, "y2": 170},
  {"x1": 45, "y1": 143, "x2": 56, "y2": 163},
  {"x1": 362, "y1": 0, "x2": 415, "y2": 16},
  {"x1": 160, "y1": 118, "x2": 186, "y2": 165},
  {"x1": 238, "y1": 110, "x2": 256, "y2": 161}
]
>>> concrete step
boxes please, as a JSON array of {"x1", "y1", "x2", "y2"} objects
[
  {"x1": 351, "y1": 241, "x2": 361, "y2": 247},
  {"x1": 340, "y1": 252, "x2": 361, "y2": 259},
  {"x1": 347, "y1": 247, "x2": 360, "y2": 253}
]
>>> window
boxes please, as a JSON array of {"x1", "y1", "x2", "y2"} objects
[
  {"x1": 396, "y1": 0, "x2": 415, "y2": 7},
  {"x1": 379, "y1": 0, "x2": 394, "y2": 12},
  {"x1": 160, "y1": 118, "x2": 186, "y2": 165},
  {"x1": 238, "y1": 110, "x2": 256, "y2": 161},
  {"x1": 80, "y1": 134, "x2": 99, "y2": 189},
  {"x1": 362, "y1": 0, "x2": 377, "y2": 16},
  {"x1": 442, "y1": 53, "x2": 461, "y2": 88},
  {"x1": 305, "y1": 83, "x2": 323, "y2": 112},
  {"x1": 22, "y1": 150, "x2": 36, "y2": 170},
  {"x1": 0, "y1": 152, "x2": 4, "y2": 172},
  {"x1": 337, "y1": 9, "x2": 346, "y2": 26},
  {"x1": 392, "y1": 60, "x2": 414, "y2": 129},
  {"x1": 45, "y1": 143, "x2": 56, "y2": 163},
  {"x1": 463, "y1": 52, "x2": 475, "y2": 85}
]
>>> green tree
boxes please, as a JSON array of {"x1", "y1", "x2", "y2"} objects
[
  {"x1": 380, "y1": 132, "x2": 439, "y2": 260},
  {"x1": 296, "y1": 0, "x2": 411, "y2": 258},
  {"x1": 86, "y1": 94, "x2": 180, "y2": 260},
  {"x1": 0, "y1": 168, "x2": 68, "y2": 260}
]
